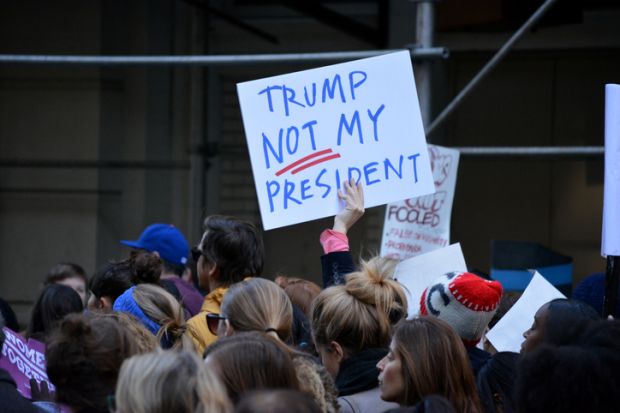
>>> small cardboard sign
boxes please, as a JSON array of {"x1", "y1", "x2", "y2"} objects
[
  {"x1": 0, "y1": 327, "x2": 54, "y2": 398},
  {"x1": 381, "y1": 144, "x2": 460, "y2": 259},
  {"x1": 393, "y1": 243, "x2": 468, "y2": 317},
  {"x1": 237, "y1": 51, "x2": 434, "y2": 230},
  {"x1": 485, "y1": 271, "x2": 566, "y2": 353}
]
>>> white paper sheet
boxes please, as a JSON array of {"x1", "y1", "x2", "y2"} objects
[
  {"x1": 486, "y1": 271, "x2": 566, "y2": 353},
  {"x1": 602, "y1": 84, "x2": 620, "y2": 256},
  {"x1": 237, "y1": 51, "x2": 434, "y2": 230},
  {"x1": 393, "y1": 243, "x2": 467, "y2": 317},
  {"x1": 381, "y1": 145, "x2": 460, "y2": 260}
]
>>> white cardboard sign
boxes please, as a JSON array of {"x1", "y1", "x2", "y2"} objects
[
  {"x1": 381, "y1": 145, "x2": 460, "y2": 259},
  {"x1": 393, "y1": 243, "x2": 467, "y2": 317},
  {"x1": 485, "y1": 271, "x2": 566, "y2": 353},
  {"x1": 602, "y1": 84, "x2": 620, "y2": 256},
  {"x1": 237, "y1": 51, "x2": 435, "y2": 230}
]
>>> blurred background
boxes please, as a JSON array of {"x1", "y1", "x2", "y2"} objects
[{"x1": 1, "y1": 0, "x2": 619, "y2": 325}]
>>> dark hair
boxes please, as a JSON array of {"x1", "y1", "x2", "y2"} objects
[
  {"x1": 515, "y1": 320, "x2": 620, "y2": 413},
  {"x1": 488, "y1": 292, "x2": 521, "y2": 330},
  {"x1": 89, "y1": 261, "x2": 133, "y2": 302},
  {"x1": 541, "y1": 298, "x2": 600, "y2": 347},
  {"x1": 477, "y1": 352, "x2": 519, "y2": 413},
  {"x1": 235, "y1": 390, "x2": 321, "y2": 413},
  {"x1": 0, "y1": 297, "x2": 19, "y2": 332},
  {"x1": 391, "y1": 317, "x2": 481, "y2": 412},
  {"x1": 44, "y1": 262, "x2": 88, "y2": 285},
  {"x1": 204, "y1": 332, "x2": 300, "y2": 404},
  {"x1": 128, "y1": 250, "x2": 163, "y2": 284},
  {"x1": 161, "y1": 260, "x2": 184, "y2": 277},
  {"x1": 200, "y1": 215, "x2": 264, "y2": 284},
  {"x1": 46, "y1": 313, "x2": 143, "y2": 412},
  {"x1": 26, "y1": 284, "x2": 83, "y2": 341}
]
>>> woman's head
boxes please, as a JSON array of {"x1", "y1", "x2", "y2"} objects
[
  {"x1": 45, "y1": 313, "x2": 144, "y2": 412},
  {"x1": 310, "y1": 260, "x2": 405, "y2": 377},
  {"x1": 275, "y1": 276, "x2": 321, "y2": 318},
  {"x1": 88, "y1": 261, "x2": 134, "y2": 311},
  {"x1": 521, "y1": 298, "x2": 600, "y2": 353},
  {"x1": 115, "y1": 349, "x2": 231, "y2": 413},
  {"x1": 377, "y1": 317, "x2": 480, "y2": 412},
  {"x1": 27, "y1": 284, "x2": 83, "y2": 341},
  {"x1": 44, "y1": 262, "x2": 88, "y2": 306},
  {"x1": 204, "y1": 332, "x2": 300, "y2": 404},
  {"x1": 113, "y1": 284, "x2": 190, "y2": 349},
  {"x1": 220, "y1": 278, "x2": 293, "y2": 341}
]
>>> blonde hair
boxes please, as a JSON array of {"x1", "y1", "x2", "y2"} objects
[
  {"x1": 221, "y1": 278, "x2": 293, "y2": 341},
  {"x1": 311, "y1": 256, "x2": 407, "y2": 353},
  {"x1": 115, "y1": 349, "x2": 232, "y2": 413},
  {"x1": 131, "y1": 284, "x2": 192, "y2": 350},
  {"x1": 99, "y1": 312, "x2": 158, "y2": 353}
]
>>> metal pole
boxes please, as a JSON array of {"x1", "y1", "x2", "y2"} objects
[
  {"x1": 0, "y1": 48, "x2": 449, "y2": 66},
  {"x1": 455, "y1": 146, "x2": 604, "y2": 158},
  {"x1": 0, "y1": 147, "x2": 605, "y2": 169},
  {"x1": 604, "y1": 256, "x2": 620, "y2": 318},
  {"x1": 425, "y1": 0, "x2": 560, "y2": 136},
  {"x1": 415, "y1": 0, "x2": 435, "y2": 127}
]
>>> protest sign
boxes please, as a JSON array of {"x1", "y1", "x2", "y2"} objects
[
  {"x1": 393, "y1": 243, "x2": 467, "y2": 317},
  {"x1": 0, "y1": 327, "x2": 54, "y2": 398},
  {"x1": 237, "y1": 51, "x2": 434, "y2": 230},
  {"x1": 602, "y1": 84, "x2": 620, "y2": 256},
  {"x1": 380, "y1": 144, "x2": 459, "y2": 259},
  {"x1": 485, "y1": 271, "x2": 566, "y2": 353}
]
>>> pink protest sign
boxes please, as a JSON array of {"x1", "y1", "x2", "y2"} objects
[
  {"x1": 380, "y1": 145, "x2": 460, "y2": 259},
  {"x1": 0, "y1": 327, "x2": 54, "y2": 398}
]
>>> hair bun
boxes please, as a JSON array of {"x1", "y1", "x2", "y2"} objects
[{"x1": 131, "y1": 251, "x2": 162, "y2": 284}]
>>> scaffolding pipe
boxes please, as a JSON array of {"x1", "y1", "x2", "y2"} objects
[
  {"x1": 415, "y1": 0, "x2": 436, "y2": 128},
  {"x1": 0, "y1": 48, "x2": 449, "y2": 66},
  {"x1": 425, "y1": 0, "x2": 560, "y2": 136},
  {"x1": 0, "y1": 147, "x2": 604, "y2": 169}
]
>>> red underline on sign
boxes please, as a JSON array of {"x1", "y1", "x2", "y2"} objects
[
  {"x1": 291, "y1": 153, "x2": 342, "y2": 175},
  {"x1": 275, "y1": 148, "x2": 334, "y2": 177}
]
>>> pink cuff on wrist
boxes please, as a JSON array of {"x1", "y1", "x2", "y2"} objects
[{"x1": 320, "y1": 229, "x2": 350, "y2": 254}]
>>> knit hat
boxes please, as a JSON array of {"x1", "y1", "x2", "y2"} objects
[{"x1": 420, "y1": 272, "x2": 503, "y2": 346}]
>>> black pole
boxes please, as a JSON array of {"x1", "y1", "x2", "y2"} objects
[{"x1": 603, "y1": 256, "x2": 620, "y2": 318}]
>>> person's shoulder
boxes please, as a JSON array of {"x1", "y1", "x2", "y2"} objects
[{"x1": 338, "y1": 387, "x2": 398, "y2": 413}]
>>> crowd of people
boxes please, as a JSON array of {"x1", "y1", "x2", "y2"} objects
[{"x1": 1, "y1": 180, "x2": 619, "y2": 413}]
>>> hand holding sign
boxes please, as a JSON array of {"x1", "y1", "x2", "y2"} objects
[{"x1": 334, "y1": 179, "x2": 365, "y2": 235}]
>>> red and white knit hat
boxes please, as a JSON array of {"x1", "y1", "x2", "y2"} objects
[{"x1": 419, "y1": 272, "x2": 503, "y2": 346}]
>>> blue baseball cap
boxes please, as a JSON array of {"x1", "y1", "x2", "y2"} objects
[{"x1": 121, "y1": 223, "x2": 190, "y2": 267}]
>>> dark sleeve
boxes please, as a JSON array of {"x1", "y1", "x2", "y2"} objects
[{"x1": 321, "y1": 251, "x2": 355, "y2": 288}]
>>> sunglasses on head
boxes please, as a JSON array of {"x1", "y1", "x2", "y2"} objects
[
  {"x1": 191, "y1": 246, "x2": 206, "y2": 262},
  {"x1": 206, "y1": 313, "x2": 227, "y2": 336}
]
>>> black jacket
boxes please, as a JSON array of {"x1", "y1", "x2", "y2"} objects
[{"x1": 0, "y1": 368, "x2": 42, "y2": 413}]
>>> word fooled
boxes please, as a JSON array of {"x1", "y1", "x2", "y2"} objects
[
  {"x1": 265, "y1": 152, "x2": 421, "y2": 213},
  {"x1": 386, "y1": 191, "x2": 447, "y2": 227}
]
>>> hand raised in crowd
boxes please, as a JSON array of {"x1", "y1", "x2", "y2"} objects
[{"x1": 333, "y1": 179, "x2": 365, "y2": 235}]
